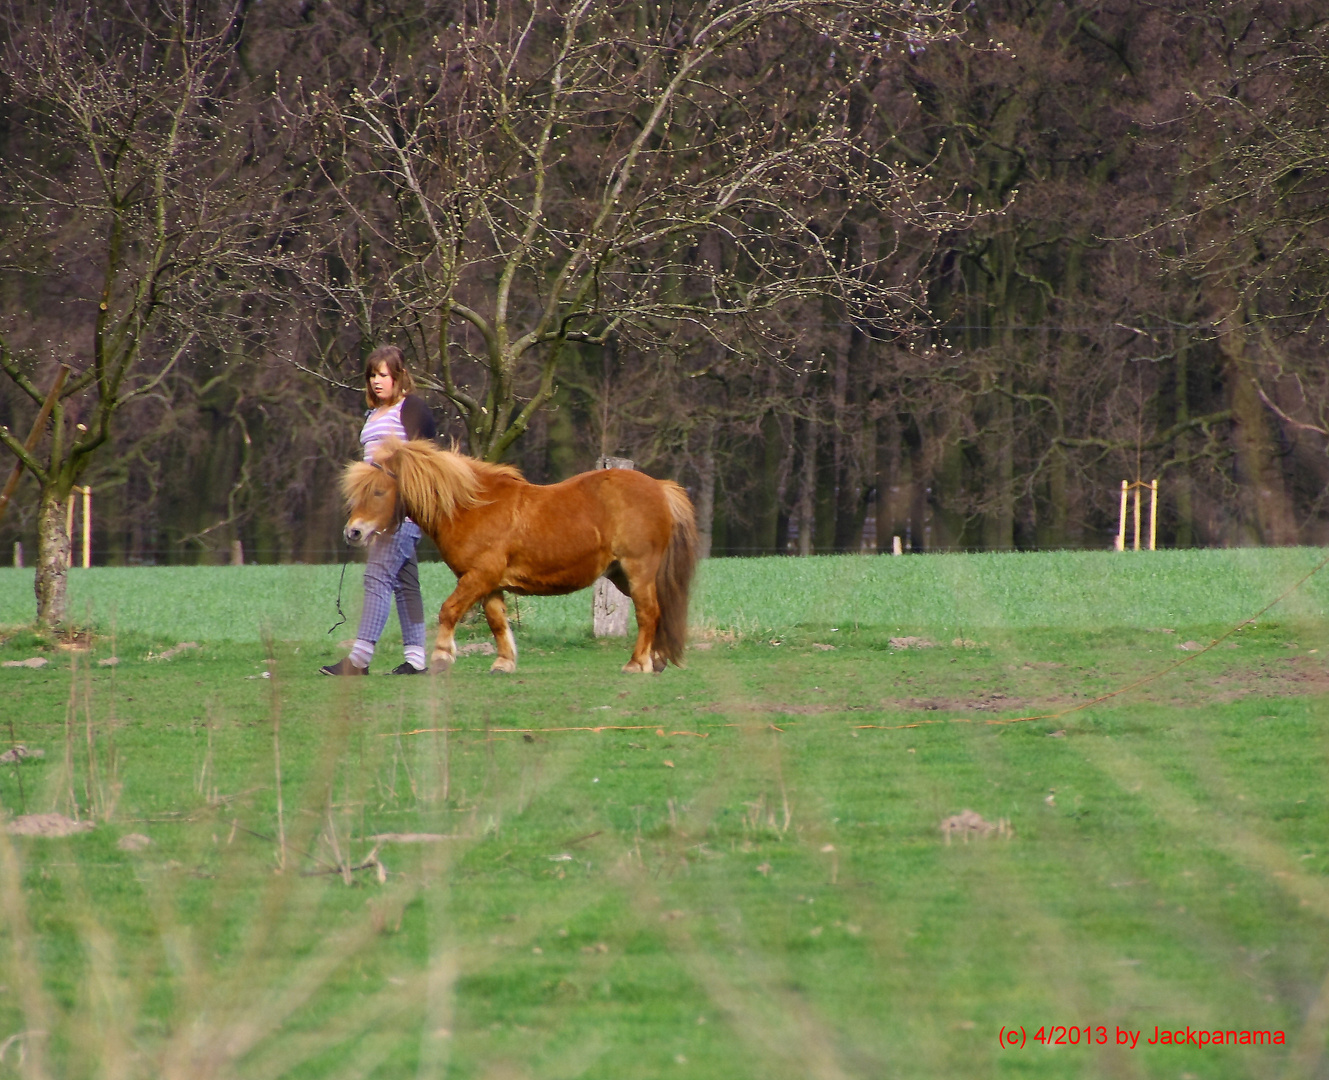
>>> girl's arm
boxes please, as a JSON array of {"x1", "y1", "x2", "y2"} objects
[{"x1": 401, "y1": 395, "x2": 438, "y2": 442}]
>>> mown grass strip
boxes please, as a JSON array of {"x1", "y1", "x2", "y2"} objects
[{"x1": 2, "y1": 546, "x2": 1329, "y2": 643}]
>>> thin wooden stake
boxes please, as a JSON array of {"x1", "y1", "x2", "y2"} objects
[
  {"x1": 63, "y1": 486, "x2": 91, "y2": 569},
  {"x1": 82, "y1": 486, "x2": 91, "y2": 568},
  {"x1": 1116, "y1": 480, "x2": 1128, "y2": 551},
  {"x1": 263, "y1": 638, "x2": 286, "y2": 870},
  {"x1": 1133, "y1": 482, "x2": 1142, "y2": 551},
  {"x1": 1149, "y1": 479, "x2": 1158, "y2": 551}
]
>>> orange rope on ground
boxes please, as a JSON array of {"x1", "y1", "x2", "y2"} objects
[
  {"x1": 381, "y1": 724, "x2": 711, "y2": 738},
  {"x1": 854, "y1": 547, "x2": 1329, "y2": 733}
]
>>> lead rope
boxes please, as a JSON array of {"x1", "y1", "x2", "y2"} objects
[
  {"x1": 328, "y1": 551, "x2": 352, "y2": 636},
  {"x1": 330, "y1": 457, "x2": 386, "y2": 635}
]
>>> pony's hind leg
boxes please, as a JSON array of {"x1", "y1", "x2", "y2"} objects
[
  {"x1": 482, "y1": 591, "x2": 517, "y2": 673},
  {"x1": 621, "y1": 568, "x2": 661, "y2": 674}
]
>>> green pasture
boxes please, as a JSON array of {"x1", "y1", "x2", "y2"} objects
[
  {"x1": 2, "y1": 545, "x2": 1329, "y2": 644},
  {"x1": 2, "y1": 549, "x2": 1329, "y2": 1079}
]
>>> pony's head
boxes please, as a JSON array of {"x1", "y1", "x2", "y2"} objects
[
  {"x1": 341, "y1": 456, "x2": 402, "y2": 547},
  {"x1": 340, "y1": 437, "x2": 513, "y2": 545}
]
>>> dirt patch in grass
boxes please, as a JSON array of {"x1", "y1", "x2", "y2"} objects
[
  {"x1": 878, "y1": 656, "x2": 1329, "y2": 715},
  {"x1": 146, "y1": 641, "x2": 200, "y2": 661},
  {"x1": 55, "y1": 630, "x2": 94, "y2": 651},
  {"x1": 1202, "y1": 656, "x2": 1329, "y2": 702},
  {"x1": 7, "y1": 813, "x2": 95, "y2": 837},
  {"x1": 891, "y1": 691, "x2": 1039, "y2": 714},
  {"x1": 940, "y1": 809, "x2": 1014, "y2": 843},
  {"x1": 763, "y1": 703, "x2": 838, "y2": 715}
]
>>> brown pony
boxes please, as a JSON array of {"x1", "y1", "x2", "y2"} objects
[{"x1": 341, "y1": 438, "x2": 698, "y2": 674}]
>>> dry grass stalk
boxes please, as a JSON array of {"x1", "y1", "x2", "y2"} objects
[
  {"x1": 0, "y1": 826, "x2": 54, "y2": 1080},
  {"x1": 6, "y1": 716, "x2": 28, "y2": 815},
  {"x1": 195, "y1": 710, "x2": 216, "y2": 804},
  {"x1": 263, "y1": 637, "x2": 286, "y2": 871},
  {"x1": 434, "y1": 680, "x2": 451, "y2": 805}
]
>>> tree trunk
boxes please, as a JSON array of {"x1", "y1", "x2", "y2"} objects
[
  {"x1": 795, "y1": 419, "x2": 817, "y2": 556},
  {"x1": 753, "y1": 412, "x2": 783, "y2": 554},
  {"x1": 814, "y1": 434, "x2": 837, "y2": 552},
  {"x1": 35, "y1": 483, "x2": 71, "y2": 628},
  {"x1": 1042, "y1": 443, "x2": 1069, "y2": 548},
  {"x1": 931, "y1": 428, "x2": 967, "y2": 551},
  {"x1": 982, "y1": 375, "x2": 1015, "y2": 550},
  {"x1": 593, "y1": 456, "x2": 634, "y2": 636},
  {"x1": 1173, "y1": 324, "x2": 1194, "y2": 548},
  {"x1": 874, "y1": 411, "x2": 899, "y2": 554},
  {"x1": 1224, "y1": 316, "x2": 1296, "y2": 545},
  {"x1": 694, "y1": 426, "x2": 716, "y2": 561},
  {"x1": 831, "y1": 327, "x2": 863, "y2": 552}
]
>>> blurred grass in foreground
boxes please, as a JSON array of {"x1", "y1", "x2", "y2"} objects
[{"x1": 1, "y1": 551, "x2": 1328, "y2": 1078}]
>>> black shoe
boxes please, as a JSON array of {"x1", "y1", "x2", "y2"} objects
[
  {"x1": 320, "y1": 658, "x2": 368, "y2": 676},
  {"x1": 390, "y1": 662, "x2": 426, "y2": 675}
]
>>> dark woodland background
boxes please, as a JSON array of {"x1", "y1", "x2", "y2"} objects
[{"x1": 2, "y1": 0, "x2": 1328, "y2": 566}]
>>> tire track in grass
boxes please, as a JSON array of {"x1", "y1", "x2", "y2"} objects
[
  {"x1": 888, "y1": 722, "x2": 1161, "y2": 1080},
  {"x1": 980, "y1": 721, "x2": 1284, "y2": 1080},
  {"x1": 612, "y1": 651, "x2": 879, "y2": 1079},
  {"x1": 867, "y1": 706, "x2": 1305, "y2": 1077},
  {"x1": 1083, "y1": 733, "x2": 1329, "y2": 1080}
]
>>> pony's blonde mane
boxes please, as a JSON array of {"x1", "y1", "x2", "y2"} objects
[
  {"x1": 341, "y1": 460, "x2": 391, "y2": 513},
  {"x1": 344, "y1": 437, "x2": 523, "y2": 533}
]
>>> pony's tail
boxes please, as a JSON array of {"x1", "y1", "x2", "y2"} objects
[{"x1": 655, "y1": 481, "x2": 698, "y2": 668}]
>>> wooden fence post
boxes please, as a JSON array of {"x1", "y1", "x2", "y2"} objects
[
  {"x1": 81, "y1": 486, "x2": 91, "y2": 568},
  {"x1": 1115, "y1": 479, "x2": 1159, "y2": 551},
  {"x1": 64, "y1": 486, "x2": 92, "y2": 568},
  {"x1": 1116, "y1": 480, "x2": 1128, "y2": 551},
  {"x1": 593, "y1": 456, "x2": 634, "y2": 637}
]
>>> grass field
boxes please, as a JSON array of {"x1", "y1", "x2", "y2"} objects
[{"x1": 2, "y1": 549, "x2": 1329, "y2": 1079}]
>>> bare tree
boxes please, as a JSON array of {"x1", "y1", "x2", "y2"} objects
[
  {"x1": 0, "y1": 1, "x2": 278, "y2": 624},
  {"x1": 1140, "y1": 1, "x2": 1329, "y2": 543},
  {"x1": 279, "y1": 0, "x2": 970, "y2": 460}
]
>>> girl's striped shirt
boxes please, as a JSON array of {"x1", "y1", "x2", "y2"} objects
[{"x1": 361, "y1": 399, "x2": 408, "y2": 460}]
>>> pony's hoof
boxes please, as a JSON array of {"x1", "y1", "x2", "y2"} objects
[
  {"x1": 489, "y1": 658, "x2": 516, "y2": 674},
  {"x1": 652, "y1": 655, "x2": 667, "y2": 673},
  {"x1": 428, "y1": 653, "x2": 455, "y2": 675},
  {"x1": 621, "y1": 659, "x2": 652, "y2": 674}
]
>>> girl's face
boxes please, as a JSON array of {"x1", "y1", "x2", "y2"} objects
[{"x1": 368, "y1": 363, "x2": 397, "y2": 405}]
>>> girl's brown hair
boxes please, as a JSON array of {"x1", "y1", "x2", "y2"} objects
[{"x1": 363, "y1": 345, "x2": 415, "y2": 408}]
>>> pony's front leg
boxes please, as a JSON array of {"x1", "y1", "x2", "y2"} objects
[
  {"x1": 482, "y1": 591, "x2": 517, "y2": 673},
  {"x1": 429, "y1": 575, "x2": 493, "y2": 673}
]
